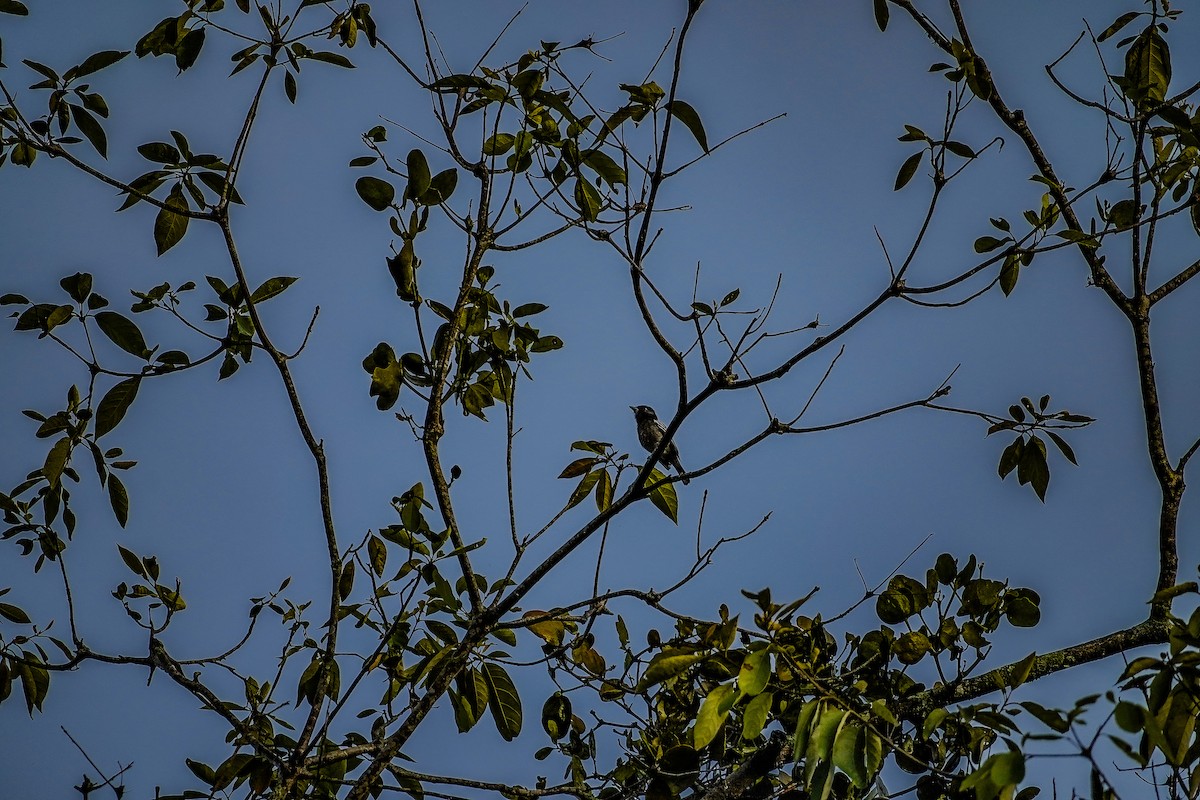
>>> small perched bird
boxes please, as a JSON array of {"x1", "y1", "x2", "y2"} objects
[{"x1": 630, "y1": 405, "x2": 689, "y2": 484}]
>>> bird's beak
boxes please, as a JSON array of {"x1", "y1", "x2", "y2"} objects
[{"x1": 629, "y1": 406, "x2": 637, "y2": 413}]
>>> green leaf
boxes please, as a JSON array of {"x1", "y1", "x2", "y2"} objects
[
  {"x1": 154, "y1": 183, "x2": 190, "y2": 255},
  {"x1": 583, "y1": 149, "x2": 627, "y2": 186},
  {"x1": 1114, "y1": 700, "x2": 1144, "y2": 733},
  {"x1": 567, "y1": 470, "x2": 602, "y2": 509},
  {"x1": 894, "y1": 151, "x2": 922, "y2": 190},
  {"x1": 1108, "y1": 198, "x2": 1140, "y2": 229},
  {"x1": 1098, "y1": 11, "x2": 1140, "y2": 43},
  {"x1": 574, "y1": 178, "x2": 601, "y2": 222},
  {"x1": 406, "y1": 149, "x2": 431, "y2": 201},
  {"x1": 974, "y1": 235, "x2": 1005, "y2": 253},
  {"x1": 530, "y1": 335, "x2": 563, "y2": 353},
  {"x1": 806, "y1": 706, "x2": 846, "y2": 782},
  {"x1": 138, "y1": 141, "x2": 181, "y2": 164},
  {"x1": 356, "y1": 176, "x2": 395, "y2": 212},
  {"x1": 512, "y1": 303, "x2": 547, "y2": 318},
  {"x1": 250, "y1": 276, "x2": 298, "y2": 304},
  {"x1": 186, "y1": 759, "x2": 216, "y2": 786},
  {"x1": 833, "y1": 721, "x2": 867, "y2": 789},
  {"x1": 737, "y1": 647, "x2": 771, "y2": 697},
  {"x1": 998, "y1": 436, "x2": 1023, "y2": 479},
  {"x1": 367, "y1": 353, "x2": 403, "y2": 411},
  {"x1": 17, "y1": 303, "x2": 73, "y2": 333},
  {"x1": 1008, "y1": 651, "x2": 1037, "y2": 688},
  {"x1": 945, "y1": 140, "x2": 975, "y2": 159},
  {"x1": 893, "y1": 630, "x2": 932, "y2": 664},
  {"x1": 58, "y1": 273, "x2": 93, "y2": 304},
  {"x1": 73, "y1": 49, "x2": 129, "y2": 78},
  {"x1": 422, "y1": 168, "x2": 457, "y2": 204},
  {"x1": 792, "y1": 700, "x2": 821, "y2": 764},
  {"x1": 175, "y1": 27, "x2": 205, "y2": 72},
  {"x1": 43, "y1": 437, "x2": 71, "y2": 487},
  {"x1": 524, "y1": 613, "x2": 566, "y2": 646},
  {"x1": 482, "y1": 133, "x2": 515, "y2": 156},
  {"x1": 1019, "y1": 701, "x2": 1070, "y2": 733},
  {"x1": 302, "y1": 47, "x2": 353, "y2": 66},
  {"x1": 69, "y1": 103, "x2": 107, "y2": 157},
  {"x1": 875, "y1": 575, "x2": 928, "y2": 623},
  {"x1": 637, "y1": 651, "x2": 706, "y2": 690},
  {"x1": 1053, "y1": 228, "x2": 1099, "y2": 248},
  {"x1": 1006, "y1": 595, "x2": 1041, "y2": 627},
  {"x1": 95, "y1": 311, "x2": 149, "y2": 358},
  {"x1": 481, "y1": 663, "x2": 522, "y2": 741},
  {"x1": 645, "y1": 468, "x2": 679, "y2": 524},
  {"x1": 742, "y1": 690, "x2": 773, "y2": 740},
  {"x1": 0, "y1": 603, "x2": 31, "y2": 624},
  {"x1": 620, "y1": 81, "x2": 665, "y2": 105},
  {"x1": 1017, "y1": 435, "x2": 1050, "y2": 500},
  {"x1": 558, "y1": 458, "x2": 598, "y2": 479},
  {"x1": 108, "y1": 473, "x2": 130, "y2": 527},
  {"x1": 94, "y1": 377, "x2": 141, "y2": 438},
  {"x1": 872, "y1": 0, "x2": 889, "y2": 31},
  {"x1": 117, "y1": 544, "x2": 148, "y2": 578},
  {"x1": 22, "y1": 58, "x2": 58, "y2": 81},
  {"x1": 1124, "y1": 28, "x2": 1171, "y2": 110},
  {"x1": 1000, "y1": 254, "x2": 1020, "y2": 296},
  {"x1": 17, "y1": 655, "x2": 49, "y2": 714},
  {"x1": 367, "y1": 535, "x2": 386, "y2": 577},
  {"x1": 451, "y1": 668, "x2": 488, "y2": 733},
  {"x1": 541, "y1": 692, "x2": 572, "y2": 741},
  {"x1": 388, "y1": 242, "x2": 417, "y2": 300},
  {"x1": 1045, "y1": 430, "x2": 1077, "y2": 465},
  {"x1": 694, "y1": 682, "x2": 736, "y2": 749},
  {"x1": 990, "y1": 751, "x2": 1025, "y2": 786},
  {"x1": 594, "y1": 468, "x2": 613, "y2": 511},
  {"x1": 666, "y1": 100, "x2": 708, "y2": 153}
]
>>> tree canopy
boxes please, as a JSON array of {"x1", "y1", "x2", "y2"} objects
[{"x1": 3, "y1": 2, "x2": 1200, "y2": 800}]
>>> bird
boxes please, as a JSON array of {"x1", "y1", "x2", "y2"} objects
[{"x1": 630, "y1": 405, "x2": 689, "y2": 484}]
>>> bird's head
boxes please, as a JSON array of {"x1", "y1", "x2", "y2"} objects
[{"x1": 630, "y1": 405, "x2": 658, "y2": 421}]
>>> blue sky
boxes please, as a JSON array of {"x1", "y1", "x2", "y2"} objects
[{"x1": 2, "y1": 1, "x2": 1199, "y2": 796}]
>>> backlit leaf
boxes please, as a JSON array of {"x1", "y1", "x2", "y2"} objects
[
  {"x1": 574, "y1": 177, "x2": 601, "y2": 221},
  {"x1": 94, "y1": 377, "x2": 141, "y2": 438},
  {"x1": 406, "y1": 149, "x2": 431, "y2": 201},
  {"x1": 73, "y1": 49, "x2": 129, "y2": 78},
  {"x1": 154, "y1": 183, "x2": 190, "y2": 255},
  {"x1": 873, "y1": 0, "x2": 889, "y2": 31},
  {"x1": 108, "y1": 473, "x2": 129, "y2": 527},
  {"x1": 481, "y1": 663, "x2": 522, "y2": 741},
  {"x1": 95, "y1": 311, "x2": 149, "y2": 358},
  {"x1": 645, "y1": 468, "x2": 678, "y2": 524},
  {"x1": 667, "y1": 100, "x2": 708, "y2": 153},
  {"x1": 69, "y1": 103, "x2": 107, "y2": 157},
  {"x1": 694, "y1": 682, "x2": 736, "y2": 749},
  {"x1": 637, "y1": 651, "x2": 706, "y2": 690},
  {"x1": 356, "y1": 176, "x2": 395, "y2": 211},
  {"x1": 43, "y1": 437, "x2": 71, "y2": 487},
  {"x1": 737, "y1": 647, "x2": 770, "y2": 697},
  {"x1": 742, "y1": 691, "x2": 772, "y2": 739},
  {"x1": 1098, "y1": 12, "x2": 1139, "y2": 43},
  {"x1": 894, "y1": 151, "x2": 922, "y2": 190},
  {"x1": 250, "y1": 276, "x2": 298, "y2": 304}
]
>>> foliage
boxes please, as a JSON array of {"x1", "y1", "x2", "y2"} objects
[{"x1": 3, "y1": 1, "x2": 1200, "y2": 800}]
